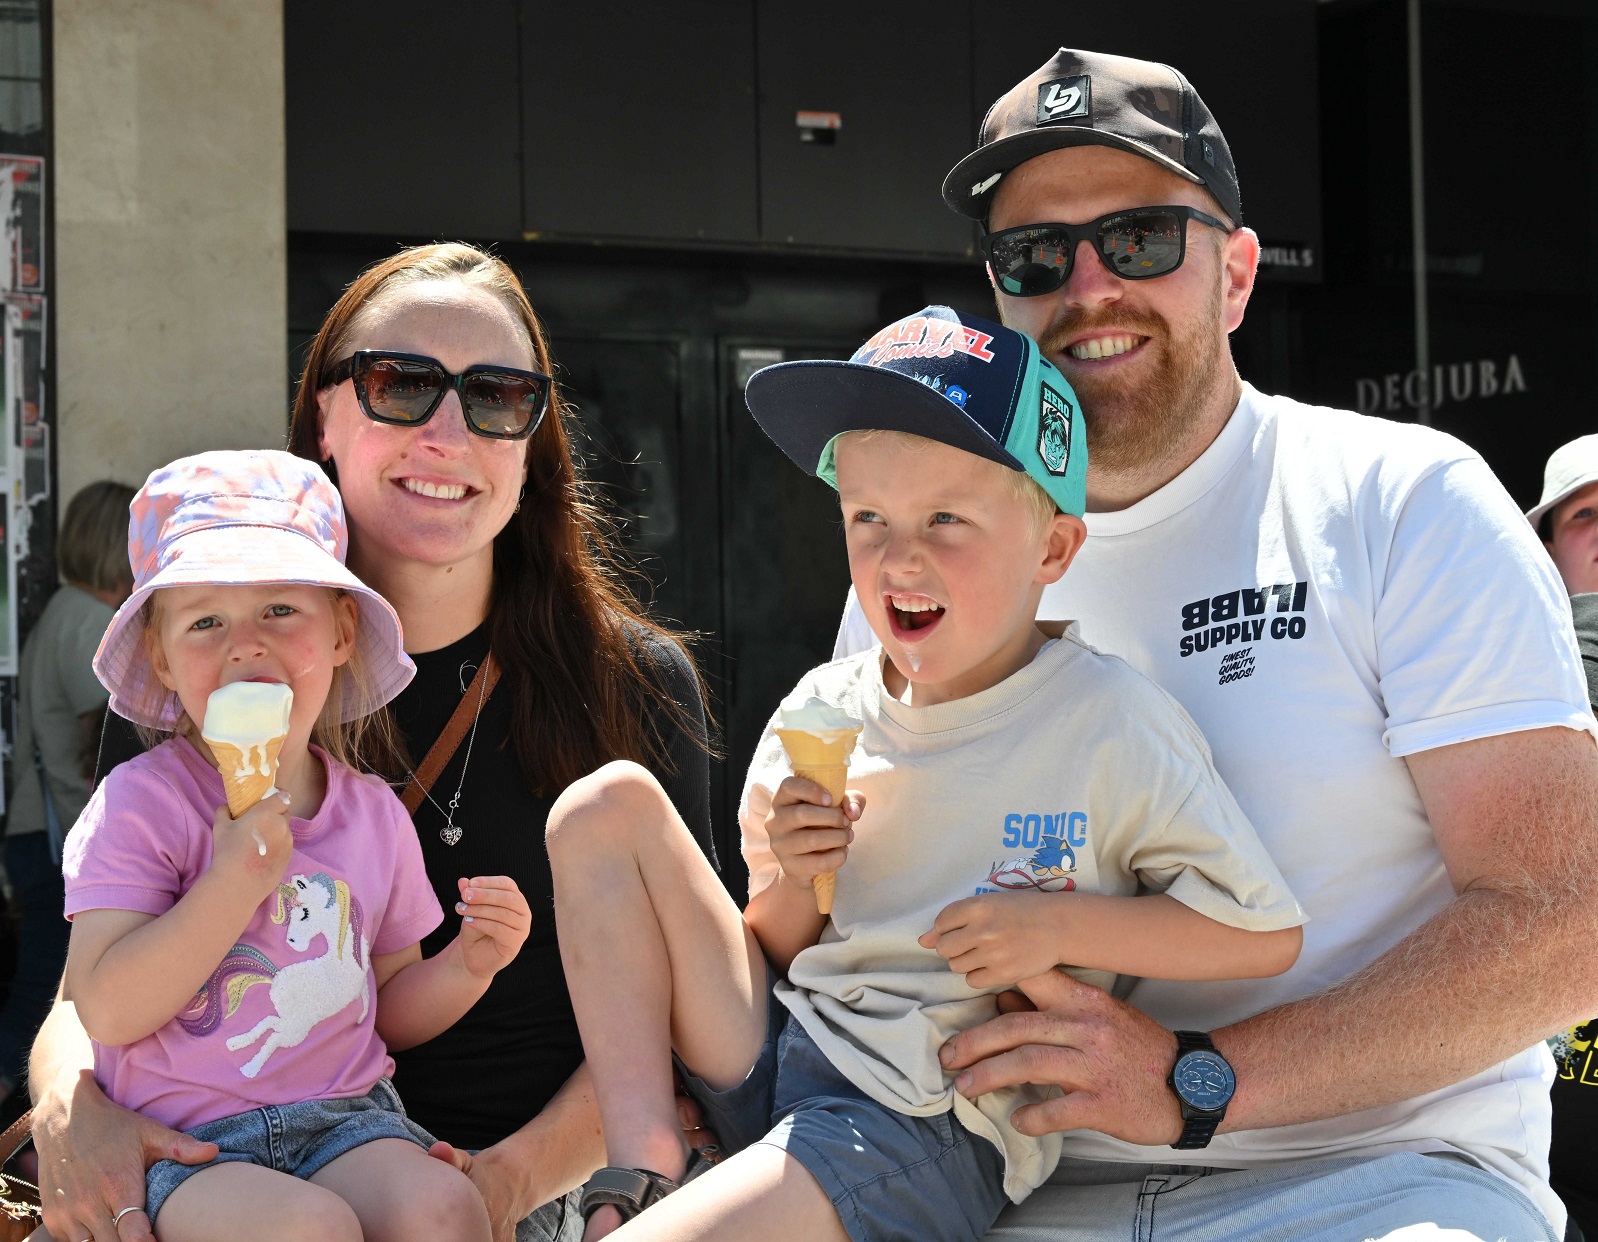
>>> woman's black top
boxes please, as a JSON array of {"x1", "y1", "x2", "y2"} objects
[
  {"x1": 95, "y1": 621, "x2": 714, "y2": 1151},
  {"x1": 387, "y1": 623, "x2": 713, "y2": 1149}
]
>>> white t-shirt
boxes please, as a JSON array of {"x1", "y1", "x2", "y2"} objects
[
  {"x1": 742, "y1": 633, "x2": 1305, "y2": 1201},
  {"x1": 835, "y1": 384, "x2": 1597, "y2": 1229}
]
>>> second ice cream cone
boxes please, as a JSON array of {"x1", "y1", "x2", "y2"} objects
[
  {"x1": 207, "y1": 735, "x2": 287, "y2": 818},
  {"x1": 774, "y1": 727, "x2": 861, "y2": 914}
]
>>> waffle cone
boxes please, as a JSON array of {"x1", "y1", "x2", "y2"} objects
[
  {"x1": 205, "y1": 735, "x2": 287, "y2": 818},
  {"x1": 774, "y1": 727, "x2": 861, "y2": 914}
]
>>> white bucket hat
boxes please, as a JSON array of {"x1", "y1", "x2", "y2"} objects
[
  {"x1": 94, "y1": 449, "x2": 415, "y2": 728},
  {"x1": 1527, "y1": 434, "x2": 1598, "y2": 532}
]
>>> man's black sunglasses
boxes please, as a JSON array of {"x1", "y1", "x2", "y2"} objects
[
  {"x1": 323, "y1": 350, "x2": 552, "y2": 440},
  {"x1": 981, "y1": 206, "x2": 1233, "y2": 297}
]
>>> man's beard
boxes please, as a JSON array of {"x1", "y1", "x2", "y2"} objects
[{"x1": 1024, "y1": 294, "x2": 1228, "y2": 478}]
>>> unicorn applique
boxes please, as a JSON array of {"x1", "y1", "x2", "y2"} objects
[
  {"x1": 178, "y1": 871, "x2": 371, "y2": 1079},
  {"x1": 986, "y1": 832, "x2": 1077, "y2": 893}
]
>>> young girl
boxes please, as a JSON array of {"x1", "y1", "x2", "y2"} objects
[{"x1": 59, "y1": 450, "x2": 530, "y2": 1242}]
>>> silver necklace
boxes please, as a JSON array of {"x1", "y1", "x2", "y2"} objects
[{"x1": 407, "y1": 658, "x2": 490, "y2": 846}]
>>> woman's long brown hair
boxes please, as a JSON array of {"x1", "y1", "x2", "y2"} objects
[{"x1": 288, "y1": 243, "x2": 708, "y2": 794}]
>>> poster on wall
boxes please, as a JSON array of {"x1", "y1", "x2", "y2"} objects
[{"x1": 0, "y1": 156, "x2": 43, "y2": 296}]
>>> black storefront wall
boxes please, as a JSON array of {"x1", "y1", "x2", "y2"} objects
[
  {"x1": 286, "y1": 0, "x2": 1323, "y2": 265},
  {"x1": 1309, "y1": 0, "x2": 1597, "y2": 506}
]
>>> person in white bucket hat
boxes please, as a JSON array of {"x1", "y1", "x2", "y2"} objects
[
  {"x1": 1527, "y1": 434, "x2": 1598, "y2": 596},
  {"x1": 62, "y1": 449, "x2": 532, "y2": 1241}
]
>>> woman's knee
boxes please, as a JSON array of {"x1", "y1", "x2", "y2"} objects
[{"x1": 546, "y1": 759, "x2": 669, "y2": 855}]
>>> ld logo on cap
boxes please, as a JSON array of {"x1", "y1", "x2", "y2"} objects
[
  {"x1": 1037, "y1": 75, "x2": 1090, "y2": 124},
  {"x1": 1039, "y1": 386, "x2": 1074, "y2": 476}
]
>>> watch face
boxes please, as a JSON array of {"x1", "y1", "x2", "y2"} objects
[{"x1": 1173, "y1": 1051, "x2": 1235, "y2": 1111}]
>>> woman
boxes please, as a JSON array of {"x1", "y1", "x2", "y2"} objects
[
  {"x1": 2, "y1": 482, "x2": 134, "y2": 1111},
  {"x1": 27, "y1": 244, "x2": 716, "y2": 1242}
]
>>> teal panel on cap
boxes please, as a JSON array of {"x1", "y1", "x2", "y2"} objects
[
  {"x1": 1004, "y1": 347, "x2": 1088, "y2": 517},
  {"x1": 817, "y1": 435, "x2": 843, "y2": 490}
]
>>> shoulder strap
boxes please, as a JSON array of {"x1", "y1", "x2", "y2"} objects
[
  {"x1": 400, "y1": 652, "x2": 501, "y2": 816},
  {"x1": 0, "y1": 1110, "x2": 30, "y2": 1167}
]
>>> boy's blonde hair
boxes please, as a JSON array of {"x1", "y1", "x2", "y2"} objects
[
  {"x1": 135, "y1": 588, "x2": 398, "y2": 775},
  {"x1": 832, "y1": 429, "x2": 1059, "y2": 534}
]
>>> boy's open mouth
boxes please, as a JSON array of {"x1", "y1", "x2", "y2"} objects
[{"x1": 885, "y1": 592, "x2": 945, "y2": 640}]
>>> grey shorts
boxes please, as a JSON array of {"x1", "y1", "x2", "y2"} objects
[
  {"x1": 984, "y1": 1151, "x2": 1558, "y2": 1242},
  {"x1": 145, "y1": 1077, "x2": 434, "y2": 1222},
  {"x1": 675, "y1": 972, "x2": 1009, "y2": 1242}
]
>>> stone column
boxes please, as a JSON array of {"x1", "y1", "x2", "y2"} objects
[{"x1": 52, "y1": 0, "x2": 285, "y2": 500}]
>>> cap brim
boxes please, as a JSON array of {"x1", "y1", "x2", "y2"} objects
[
  {"x1": 94, "y1": 524, "x2": 414, "y2": 729},
  {"x1": 943, "y1": 128, "x2": 1201, "y2": 220},
  {"x1": 1526, "y1": 470, "x2": 1598, "y2": 529},
  {"x1": 746, "y1": 361, "x2": 1027, "y2": 479}
]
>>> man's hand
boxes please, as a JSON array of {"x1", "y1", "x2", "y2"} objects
[
  {"x1": 919, "y1": 892, "x2": 1066, "y2": 988},
  {"x1": 938, "y1": 968, "x2": 1183, "y2": 1145},
  {"x1": 764, "y1": 776, "x2": 864, "y2": 886},
  {"x1": 36, "y1": 1069, "x2": 217, "y2": 1242},
  {"x1": 454, "y1": 876, "x2": 532, "y2": 979}
]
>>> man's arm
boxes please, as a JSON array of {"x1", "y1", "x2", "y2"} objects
[{"x1": 939, "y1": 725, "x2": 1598, "y2": 1142}]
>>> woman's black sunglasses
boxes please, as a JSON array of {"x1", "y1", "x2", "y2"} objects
[
  {"x1": 323, "y1": 350, "x2": 552, "y2": 441},
  {"x1": 981, "y1": 206, "x2": 1233, "y2": 298}
]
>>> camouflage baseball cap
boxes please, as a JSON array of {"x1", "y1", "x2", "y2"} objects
[{"x1": 944, "y1": 48, "x2": 1241, "y2": 227}]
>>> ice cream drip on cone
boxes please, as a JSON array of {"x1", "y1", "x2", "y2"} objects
[
  {"x1": 201, "y1": 682, "x2": 294, "y2": 855},
  {"x1": 774, "y1": 695, "x2": 863, "y2": 914}
]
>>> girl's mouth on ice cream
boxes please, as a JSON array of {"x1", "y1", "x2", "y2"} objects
[{"x1": 885, "y1": 593, "x2": 945, "y2": 641}]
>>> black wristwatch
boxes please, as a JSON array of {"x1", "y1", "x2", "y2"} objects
[{"x1": 1167, "y1": 1030, "x2": 1235, "y2": 1150}]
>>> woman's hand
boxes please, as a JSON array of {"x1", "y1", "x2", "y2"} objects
[
  {"x1": 453, "y1": 876, "x2": 532, "y2": 979},
  {"x1": 35, "y1": 1069, "x2": 217, "y2": 1242},
  {"x1": 427, "y1": 1140, "x2": 529, "y2": 1242}
]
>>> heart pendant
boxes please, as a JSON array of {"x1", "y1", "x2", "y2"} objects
[{"x1": 439, "y1": 823, "x2": 463, "y2": 846}]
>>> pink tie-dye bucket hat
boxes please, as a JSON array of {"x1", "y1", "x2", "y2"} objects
[{"x1": 93, "y1": 449, "x2": 415, "y2": 728}]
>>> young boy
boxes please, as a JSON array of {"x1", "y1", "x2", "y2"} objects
[{"x1": 544, "y1": 306, "x2": 1306, "y2": 1242}]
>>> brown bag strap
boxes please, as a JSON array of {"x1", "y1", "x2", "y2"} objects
[
  {"x1": 401, "y1": 652, "x2": 500, "y2": 816},
  {"x1": 0, "y1": 1110, "x2": 30, "y2": 1168}
]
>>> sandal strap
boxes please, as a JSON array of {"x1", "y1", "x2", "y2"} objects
[{"x1": 579, "y1": 1167, "x2": 681, "y2": 1223}]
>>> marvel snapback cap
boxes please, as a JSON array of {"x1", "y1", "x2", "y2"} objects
[
  {"x1": 944, "y1": 47, "x2": 1242, "y2": 227},
  {"x1": 744, "y1": 306, "x2": 1088, "y2": 517}
]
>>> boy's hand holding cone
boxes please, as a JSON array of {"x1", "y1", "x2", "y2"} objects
[{"x1": 773, "y1": 696, "x2": 863, "y2": 914}]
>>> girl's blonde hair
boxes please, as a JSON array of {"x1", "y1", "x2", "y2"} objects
[{"x1": 135, "y1": 588, "x2": 399, "y2": 774}]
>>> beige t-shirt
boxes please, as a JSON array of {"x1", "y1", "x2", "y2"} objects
[{"x1": 741, "y1": 626, "x2": 1306, "y2": 1201}]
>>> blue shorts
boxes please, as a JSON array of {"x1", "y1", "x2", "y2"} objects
[
  {"x1": 676, "y1": 973, "x2": 1009, "y2": 1242},
  {"x1": 145, "y1": 1078, "x2": 434, "y2": 1222}
]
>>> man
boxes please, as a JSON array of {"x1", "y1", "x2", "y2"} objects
[
  {"x1": 835, "y1": 49, "x2": 1598, "y2": 1240},
  {"x1": 1528, "y1": 436, "x2": 1598, "y2": 1239}
]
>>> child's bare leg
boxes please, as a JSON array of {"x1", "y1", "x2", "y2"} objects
[
  {"x1": 546, "y1": 762, "x2": 768, "y2": 1222},
  {"x1": 153, "y1": 1162, "x2": 361, "y2": 1242},
  {"x1": 309, "y1": 1137, "x2": 491, "y2": 1242},
  {"x1": 606, "y1": 1144, "x2": 848, "y2": 1242}
]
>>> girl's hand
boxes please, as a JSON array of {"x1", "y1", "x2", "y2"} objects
[
  {"x1": 210, "y1": 793, "x2": 293, "y2": 898},
  {"x1": 454, "y1": 876, "x2": 531, "y2": 979},
  {"x1": 765, "y1": 776, "x2": 865, "y2": 885},
  {"x1": 920, "y1": 892, "x2": 1066, "y2": 989}
]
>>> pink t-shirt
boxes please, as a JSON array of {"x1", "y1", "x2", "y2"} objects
[{"x1": 63, "y1": 738, "x2": 443, "y2": 1130}]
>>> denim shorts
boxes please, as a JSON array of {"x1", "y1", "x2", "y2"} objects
[
  {"x1": 675, "y1": 971, "x2": 1009, "y2": 1242},
  {"x1": 146, "y1": 1078, "x2": 434, "y2": 1222}
]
